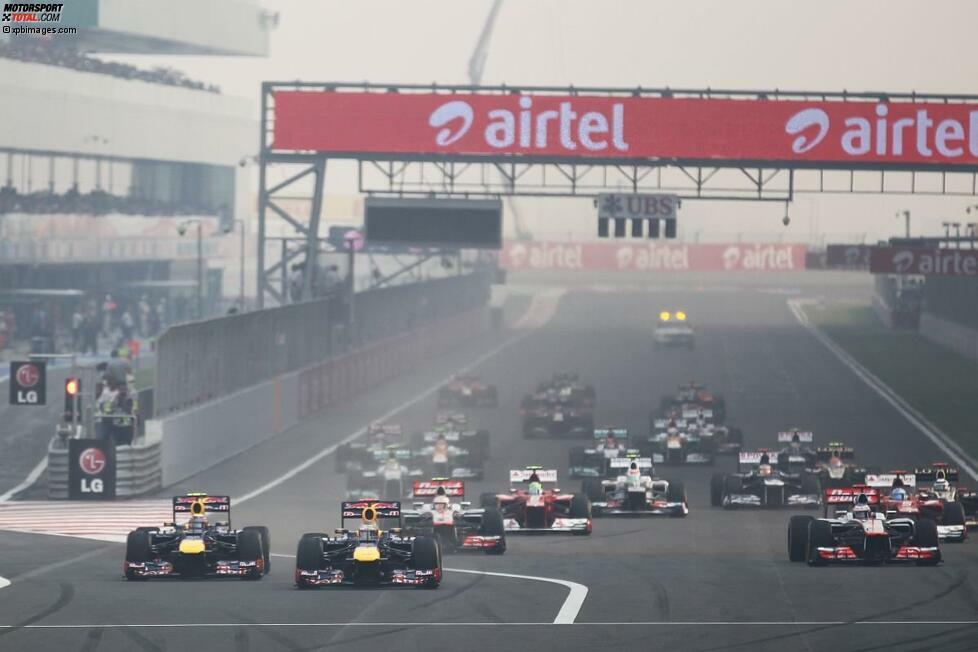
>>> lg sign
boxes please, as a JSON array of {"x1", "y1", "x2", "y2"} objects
[
  {"x1": 8, "y1": 360, "x2": 46, "y2": 406},
  {"x1": 69, "y1": 440, "x2": 114, "y2": 499},
  {"x1": 273, "y1": 90, "x2": 978, "y2": 166},
  {"x1": 79, "y1": 447, "x2": 106, "y2": 475}
]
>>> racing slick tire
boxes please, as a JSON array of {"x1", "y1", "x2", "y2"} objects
[
  {"x1": 722, "y1": 475, "x2": 742, "y2": 507},
  {"x1": 912, "y1": 518, "x2": 942, "y2": 565},
  {"x1": 569, "y1": 494, "x2": 591, "y2": 535},
  {"x1": 335, "y1": 443, "x2": 352, "y2": 473},
  {"x1": 480, "y1": 492, "x2": 500, "y2": 509},
  {"x1": 788, "y1": 515, "x2": 814, "y2": 562},
  {"x1": 411, "y1": 536, "x2": 441, "y2": 588},
  {"x1": 243, "y1": 526, "x2": 271, "y2": 573},
  {"x1": 124, "y1": 529, "x2": 152, "y2": 581},
  {"x1": 237, "y1": 528, "x2": 265, "y2": 580},
  {"x1": 942, "y1": 502, "x2": 966, "y2": 530},
  {"x1": 295, "y1": 534, "x2": 325, "y2": 588},
  {"x1": 480, "y1": 508, "x2": 506, "y2": 555},
  {"x1": 569, "y1": 447, "x2": 588, "y2": 469},
  {"x1": 666, "y1": 480, "x2": 686, "y2": 504},
  {"x1": 806, "y1": 519, "x2": 833, "y2": 566},
  {"x1": 471, "y1": 429, "x2": 491, "y2": 461},
  {"x1": 800, "y1": 474, "x2": 822, "y2": 509},
  {"x1": 582, "y1": 478, "x2": 604, "y2": 504},
  {"x1": 710, "y1": 473, "x2": 725, "y2": 507},
  {"x1": 384, "y1": 478, "x2": 403, "y2": 500}
]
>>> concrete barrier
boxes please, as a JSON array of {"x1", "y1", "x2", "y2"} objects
[
  {"x1": 920, "y1": 312, "x2": 978, "y2": 362},
  {"x1": 148, "y1": 307, "x2": 488, "y2": 487}
]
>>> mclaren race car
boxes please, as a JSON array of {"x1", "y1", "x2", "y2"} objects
[
  {"x1": 437, "y1": 374, "x2": 498, "y2": 407},
  {"x1": 124, "y1": 494, "x2": 270, "y2": 580},
  {"x1": 568, "y1": 428, "x2": 631, "y2": 478},
  {"x1": 584, "y1": 455, "x2": 688, "y2": 517},
  {"x1": 711, "y1": 451, "x2": 821, "y2": 509},
  {"x1": 653, "y1": 310, "x2": 695, "y2": 349},
  {"x1": 402, "y1": 479, "x2": 506, "y2": 554},
  {"x1": 295, "y1": 501, "x2": 441, "y2": 588},
  {"x1": 789, "y1": 490, "x2": 941, "y2": 565},
  {"x1": 481, "y1": 467, "x2": 592, "y2": 535},
  {"x1": 866, "y1": 470, "x2": 968, "y2": 542}
]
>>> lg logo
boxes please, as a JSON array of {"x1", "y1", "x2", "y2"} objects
[{"x1": 79, "y1": 447, "x2": 106, "y2": 475}]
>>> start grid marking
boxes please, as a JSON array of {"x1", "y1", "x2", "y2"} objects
[{"x1": 0, "y1": 500, "x2": 171, "y2": 540}]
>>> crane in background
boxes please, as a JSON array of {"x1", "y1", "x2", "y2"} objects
[{"x1": 467, "y1": 0, "x2": 532, "y2": 241}]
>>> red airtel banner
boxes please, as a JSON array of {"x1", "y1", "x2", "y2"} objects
[
  {"x1": 500, "y1": 241, "x2": 807, "y2": 272},
  {"x1": 273, "y1": 90, "x2": 978, "y2": 166},
  {"x1": 870, "y1": 246, "x2": 978, "y2": 276}
]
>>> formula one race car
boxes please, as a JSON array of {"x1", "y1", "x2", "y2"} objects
[
  {"x1": 568, "y1": 428, "x2": 631, "y2": 478},
  {"x1": 866, "y1": 471, "x2": 968, "y2": 542},
  {"x1": 295, "y1": 501, "x2": 441, "y2": 588},
  {"x1": 521, "y1": 392, "x2": 594, "y2": 438},
  {"x1": 535, "y1": 373, "x2": 596, "y2": 408},
  {"x1": 653, "y1": 310, "x2": 695, "y2": 349},
  {"x1": 480, "y1": 467, "x2": 592, "y2": 535},
  {"x1": 437, "y1": 374, "x2": 499, "y2": 407},
  {"x1": 429, "y1": 413, "x2": 491, "y2": 461},
  {"x1": 915, "y1": 464, "x2": 978, "y2": 529},
  {"x1": 583, "y1": 455, "x2": 688, "y2": 517},
  {"x1": 812, "y1": 441, "x2": 870, "y2": 488},
  {"x1": 346, "y1": 447, "x2": 424, "y2": 500},
  {"x1": 124, "y1": 494, "x2": 270, "y2": 580},
  {"x1": 789, "y1": 490, "x2": 941, "y2": 566},
  {"x1": 402, "y1": 479, "x2": 506, "y2": 554},
  {"x1": 773, "y1": 429, "x2": 818, "y2": 472},
  {"x1": 711, "y1": 451, "x2": 821, "y2": 509},
  {"x1": 659, "y1": 382, "x2": 726, "y2": 423},
  {"x1": 643, "y1": 417, "x2": 714, "y2": 465},
  {"x1": 335, "y1": 422, "x2": 405, "y2": 473},
  {"x1": 408, "y1": 430, "x2": 486, "y2": 480}
]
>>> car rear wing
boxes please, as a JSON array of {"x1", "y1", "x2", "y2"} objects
[
  {"x1": 824, "y1": 486, "x2": 881, "y2": 506},
  {"x1": 173, "y1": 494, "x2": 231, "y2": 524},
  {"x1": 422, "y1": 430, "x2": 461, "y2": 442},
  {"x1": 412, "y1": 479, "x2": 464, "y2": 498},
  {"x1": 652, "y1": 418, "x2": 687, "y2": 430},
  {"x1": 915, "y1": 466, "x2": 960, "y2": 483},
  {"x1": 610, "y1": 457, "x2": 653, "y2": 470},
  {"x1": 682, "y1": 408, "x2": 713, "y2": 420},
  {"x1": 777, "y1": 431, "x2": 813, "y2": 443},
  {"x1": 368, "y1": 423, "x2": 402, "y2": 436},
  {"x1": 593, "y1": 427, "x2": 628, "y2": 440},
  {"x1": 738, "y1": 451, "x2": 770, "y2": 466},
  {"x1": 816, "y1": 445, "x2": 855, "y2": 461},
  {"x1": 864, "y1": 473, "x2": 917, "y2": 489},
  {"x1": 341, "y1": 500, "x2": 402, "y2": 523},
  {"x1": 510, "y1": 468, "x2": 558, "y2": 483},
  {"x1": 372, "y1": 447, "x2": 413, "y2": 461}
]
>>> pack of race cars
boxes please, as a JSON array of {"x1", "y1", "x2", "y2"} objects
[{"x1": 122, "y1": 374, "x2": 977, "y2": 587}]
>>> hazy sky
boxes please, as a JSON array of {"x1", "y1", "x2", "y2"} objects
[{"x1": 106, "y1": 0, "x2": 978, "y2": 242}]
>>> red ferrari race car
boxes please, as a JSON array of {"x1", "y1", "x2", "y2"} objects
[
  {"x1": 865, "y1": 471, "x2": 968, "y2": 542},
  {"x1": 480, "y1": 467, "x2": 592, "y2": 535},
  {"x1": 438, "y1": 374, "x2": 498, "y2": 407}
]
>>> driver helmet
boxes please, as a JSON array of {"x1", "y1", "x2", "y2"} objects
[
  {"x1": 828, "y1": 455, "x2": 844, "y2": 469},
  {"x1": 667, "y1": 427, "x2": 679, "y2": 436},
  {"x1": 758, "y1": 464, "x2": 773, "y2": 477},
  {"x1": 852, "y1": 503, "x2": 872, "y2": 521},
  {"x1": 933, "y1": 478, "x2": 950, "y2": 494},
  {"x1": 789, "y1": 432, "x2": 802, "y2": 452},
  {"x1": 187, "y1": 514, "x2": 207, "y2": 534},
  {"x1": 528, "y1": 481, "x2": 543, "y2": 496},
  {"x1": 433, "y1": 493, "x2": 450, "y2": 513},
  {"x1": 605, "y1": 434, "x2": 618, "y2": 448},
  {"x1": 434, "y1": 434, "x2": 448, "y2": 450},
  {"x1": 890, "y1": 487, "x2": 908, "y2": 501},
  {"x1": 626, "y1": 462, "x2": 642, "y2": 486}
]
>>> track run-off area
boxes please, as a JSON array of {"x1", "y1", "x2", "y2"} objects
[{"x1": 1, "y1": 272, "x2": 977, "y2": 652}]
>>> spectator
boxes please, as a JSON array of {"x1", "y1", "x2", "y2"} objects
[
  {"x1": 71, "y1": 307, "x2": 84, "y2": 351},
  {"x1": 137, "y1": 295, "x2": 150, "y2": 337},
  {"x1": 289, "y1": 263, "x2": 305, "y2": 302},
  {"x1": 119, "y1": 308, "x2": 135, "y2": 346},
  {"x1": 81, "y1": 312, "x2": 98, "y2": 355}
]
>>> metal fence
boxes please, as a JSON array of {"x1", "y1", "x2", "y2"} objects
[
  {"x1": 925, "y1": 276, "x2": 978, "y2": 330},
  {"x1": 154, "y1": 272, "x2": 491, "y2": 415}
]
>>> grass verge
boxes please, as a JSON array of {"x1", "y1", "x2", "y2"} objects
[{"x1": 803, "y1": 302, "x2": 978, "y2": 460}]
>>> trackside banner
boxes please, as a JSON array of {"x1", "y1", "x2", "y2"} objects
[
  {"x1": 273, "y1": 91, "x2": 978, "y2": 166},
  {"x1": 870, "y1": 246, "x2": 978, "y2": 276},
  {"x1": 500, "y1": 241, "x2": 807, "y2": 272}
]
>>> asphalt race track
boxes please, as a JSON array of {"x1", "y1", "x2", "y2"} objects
[{"x1": 2, "y1": 275, "x2": 977, "y2": 652}]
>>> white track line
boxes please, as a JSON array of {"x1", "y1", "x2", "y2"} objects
[
  {"x1": 0, "y1": 576, "x2": 9, "y2": 590},
  {"x1": 788, "y1": 299, "x2": 978, "y2": 481},
  {"x1": 0, "y1": 621, "x2": 975, "y2": 629},
  {"x1": 0, "y1": 457, "x2": 49, "y2": 503},
  {"x1": 268, "y1": 552, "x2": 588, "y2": 625},
  {"x1": 236, "y1": 291, "x2": 564, "y2": 506}
]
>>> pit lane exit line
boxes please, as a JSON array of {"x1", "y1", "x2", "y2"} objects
[
  {"x1": 234, "y1": 290, "x2": 564, "y2": 506},
  {"x1": 268, "y1": 553, "x2": 588, "y2": 625},
  {"x1": 788, "y1": 298, "x2": 978, "y2": 481}
]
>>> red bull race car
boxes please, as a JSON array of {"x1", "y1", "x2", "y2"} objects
[
  {"x1": 480, "y1": 467, "x2": 592, "y2": 534},
  {"x1": 124, "y1": 494, "x2": 270, "y2": 580}
]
